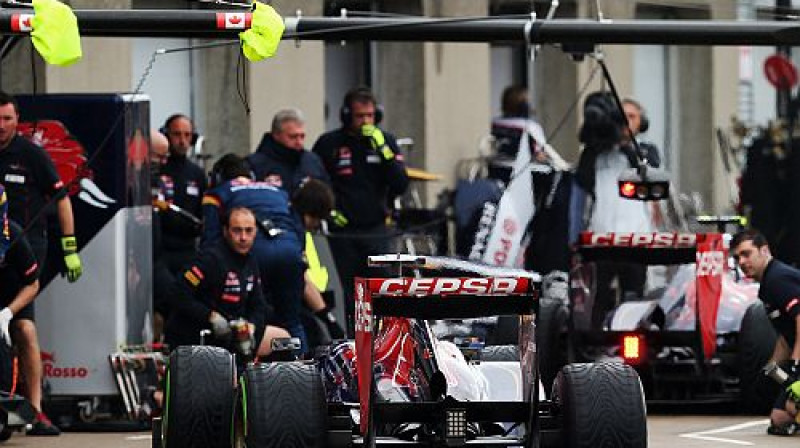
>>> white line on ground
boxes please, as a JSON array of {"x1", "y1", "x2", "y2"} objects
[
  {"x1": 125, "y1": 435, "x2": 152, "y2": 440},
  {"x1": 678, "y1": 419, "x2": 769, "y2": 446}
]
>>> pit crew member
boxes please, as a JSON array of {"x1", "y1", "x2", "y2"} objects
[
  {"x1": 0, "y1": 91, "x2": 82, "y2": 436},
  {"x1": 732, "y1": 229, "x2": 800, "y2": 435},
  {"x1": 165, "y1": 206, "x2": 288, "y2": 356},
  {"x1": 201, "y1": 154, "x2": 307, "y2": 353},
  {"x1": 311, "y1": 86, "x2": 409, "y2": 333}
]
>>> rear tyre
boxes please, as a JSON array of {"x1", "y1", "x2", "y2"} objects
[
  {"x1": 739, "y1": 302, "x2": 780, "y2": 414},
  {"x1": 480, "y1": 345, "x2": 519, "y2": 362},
  {"x1": 162, "y1": 346, "x2": 236, "y2": 448},
  {"x1": 242, "y1": 362, "x2": 327, "y2": 447},
  {"x1": 552, "y1": 363, "x2": 647, "y2": 448},
  {"x1": 538, "y1": 300, "x2": 569, "y2": 396}
]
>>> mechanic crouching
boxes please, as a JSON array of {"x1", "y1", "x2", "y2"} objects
[
  {"x1": 164, "y1": 206, "x2": 289, "y2": 358},
  {"x1": 201, "y1": 154, "x2": 307, "y2": 354},
  {"x1": 732, "y1": 229, "x2": 800, "y2": 435}
]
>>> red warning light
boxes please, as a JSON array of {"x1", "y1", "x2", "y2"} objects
[
  {"x1": 620, "y1": 181, "x2": 636, "y2": 198},
  {"x1": 622, "y1": 334, "x2": 644, "y2": 364}
]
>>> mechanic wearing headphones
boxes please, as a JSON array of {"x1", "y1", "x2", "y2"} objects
[
  {"x1": 247, "y1": 108, "x2": 329, "y2": 196},
  {"x1": 201, "y1": 154, "x2": 308, "y2": 353},
  {"x1": 575, "y1": 92, "x2": 660, "y2": 330},
  {"x1": 732, "y1": 229, "x2": 800, "y2": 436},
  {"x1": 165, "y1": 206, "x2": 283, "y2": 357},
  {"x1": 0, "y1": 92, "x2": 81, "y2": 436},
  {"x1": 311, "y1": 87, "x2": 409, "y2": 334},
  {"x1": 157, "y1": 114, "x2": 206, "y2": 323},
  {"x1": 622, "y1": 98, "x2": 660, "y2": 167}
]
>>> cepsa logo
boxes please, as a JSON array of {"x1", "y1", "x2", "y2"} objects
[
  {"x1": 371, "y1": 277, "x2": 528, "y2": 296},
  {"x1": 41, "y1": 351, "x2": 89, "y2": 379},
  {"x1": 581, "y1": 232, "x2": 698, "y2": 248}
]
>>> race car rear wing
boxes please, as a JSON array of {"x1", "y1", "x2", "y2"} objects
[
  {"x1": 576, "y1": 231, "x2": 727, "y2": 360},
  {"x1": 354, "y1": 270, "x2": 539, "y2": 446},
  {"x1": 362, "y1": 277, "x2": 536, "y2": 320},
  {"x1": 577, "y1": 231, "x2": 723, "y2": 265}
]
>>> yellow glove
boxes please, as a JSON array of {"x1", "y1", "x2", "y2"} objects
[
  {"x1": 61, "y1": 235, "x2": 82, "y2": 283},
  {"x1": 31, "y1": 0, "x2": 82, "y2": 66},
  {"x1": 330, "y1": 210, "x2": 349, "y2": 228},
  {"x1": 239, "y1": 2, "x2": 285, "y2": 62},
  {"x1": 361, "y1": 124, "x2": 394, "y2": 160},
  {"x1": 788, "y1": 380, "x2": 800, "y2": 402}
]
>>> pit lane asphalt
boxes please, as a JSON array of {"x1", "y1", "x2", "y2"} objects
[{"x1": 0, "y1": 415, "x2": 795, "y2": 446}]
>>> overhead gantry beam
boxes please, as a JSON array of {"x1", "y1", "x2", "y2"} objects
[{"x1": 0, "y1": 8, "x2": 799, "y2": 45}]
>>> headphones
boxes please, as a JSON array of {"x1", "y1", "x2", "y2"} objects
[
  {"x1": 160, "y1": 114, "x2": 199, "y2": 146},
  {"x1": 339, "y1": 87, "x2": 383, "y2": 126}
]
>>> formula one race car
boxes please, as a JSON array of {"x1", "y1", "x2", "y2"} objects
[
  {"x1": 568, "y1": 229, "x2": 780, "y2": 413},
  {"x1": 154, "y1": 255, "x2": 647, "y2": 448}
]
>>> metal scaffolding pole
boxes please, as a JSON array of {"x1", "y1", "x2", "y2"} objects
[{"x1": 1, "y1": 9, "x2": 800, "y2": 45}]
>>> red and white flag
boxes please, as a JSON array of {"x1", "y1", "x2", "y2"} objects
[
  {"x1": 215, "y1": 13, "x2": 252, "y2": 30},
  {"x1": 10, "y1": 14, "x2": 34, "y2": 33}
]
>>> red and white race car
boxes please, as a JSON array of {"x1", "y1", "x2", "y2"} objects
[{"x1": 569, "y1": 229, "x2": 779, "y2": 413}]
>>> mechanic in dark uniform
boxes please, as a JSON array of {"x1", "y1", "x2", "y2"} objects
[
  {"x1": 158, "y1": 114, "x2": 206, "y2": 286},
  {"x1": 165, "y1": 206, "x2": 288, "y2": 356},
  {"x1": 149, "y1": 130, "x2": 171, "y2": 343},
  {"x1": 732, "y1": 229, "x2": 800, "y2": 435},
  {"x1": 0, "y1": 208, "x2": 40, "y2": 390},
  {"x1": 0, "y1": 92, "x2": 81, "y2": 436},
  {"x1": 201, "y1": 154, "x2": 307, "y2": 353},
  {"x1": 311, "y1": 87, "x2": 409, "y2": 332},
  {"x1": 247, "y1": 108, "x2": 329, "y2": 196}
]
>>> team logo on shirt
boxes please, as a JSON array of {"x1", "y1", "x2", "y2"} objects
[
  {"x1": 225, "y1": 271, "x2": 240, "y2": 288},
  {"x1": 185, "y1": 270, "x2": 200, "y2": 286},
  {"x1": 186, "y1": 181, "x2": 199, "y2": 196},
  {"x1": 336, "y1": 147, "x2": 353, "y2": 176}
]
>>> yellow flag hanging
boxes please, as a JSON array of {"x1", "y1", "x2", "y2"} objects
[
  {"x1": 305, "y1": 232, "x2": 329, "y2": 292},
  {"x1": 240, "y1": 1, "x2": 285, "y2": 62},
  {"x1": 31, "y1": 0, "x2": 82, "y2": 66}
]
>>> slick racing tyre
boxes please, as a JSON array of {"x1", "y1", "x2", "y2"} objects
[
  {"x1": 241, "y1": 362, "x2": 327, "y2": 448},
  {"x1": 553, "y1": 363, "x2": 647, "y2": 448},
  {"x1": 480, "y1": 345, "x2": 519, "y2": 362},
  {"x1": 162, "y1": 346, "x2": 236, "y2": 448},
  {"x1": 739, "y1": 302, "x2": 780, "y2": 414},
  {"x1": 538, "y1": 300, "x2": 569, "y2": 396}
]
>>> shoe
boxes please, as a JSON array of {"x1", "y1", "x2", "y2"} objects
[
  {"x1": 27, "y1": 413, "x2": 60, "y2": 436},
  {"x1": 767, "y1": 422, "x2": 798, "y2": 436}
]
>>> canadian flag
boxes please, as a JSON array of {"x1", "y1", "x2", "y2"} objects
[
  {"x1": 11, "y1": 14, "x2": 34, "y2": 33},
  {"x1": 215, "y1": 13, "x2": 252, "y2": 30}
]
